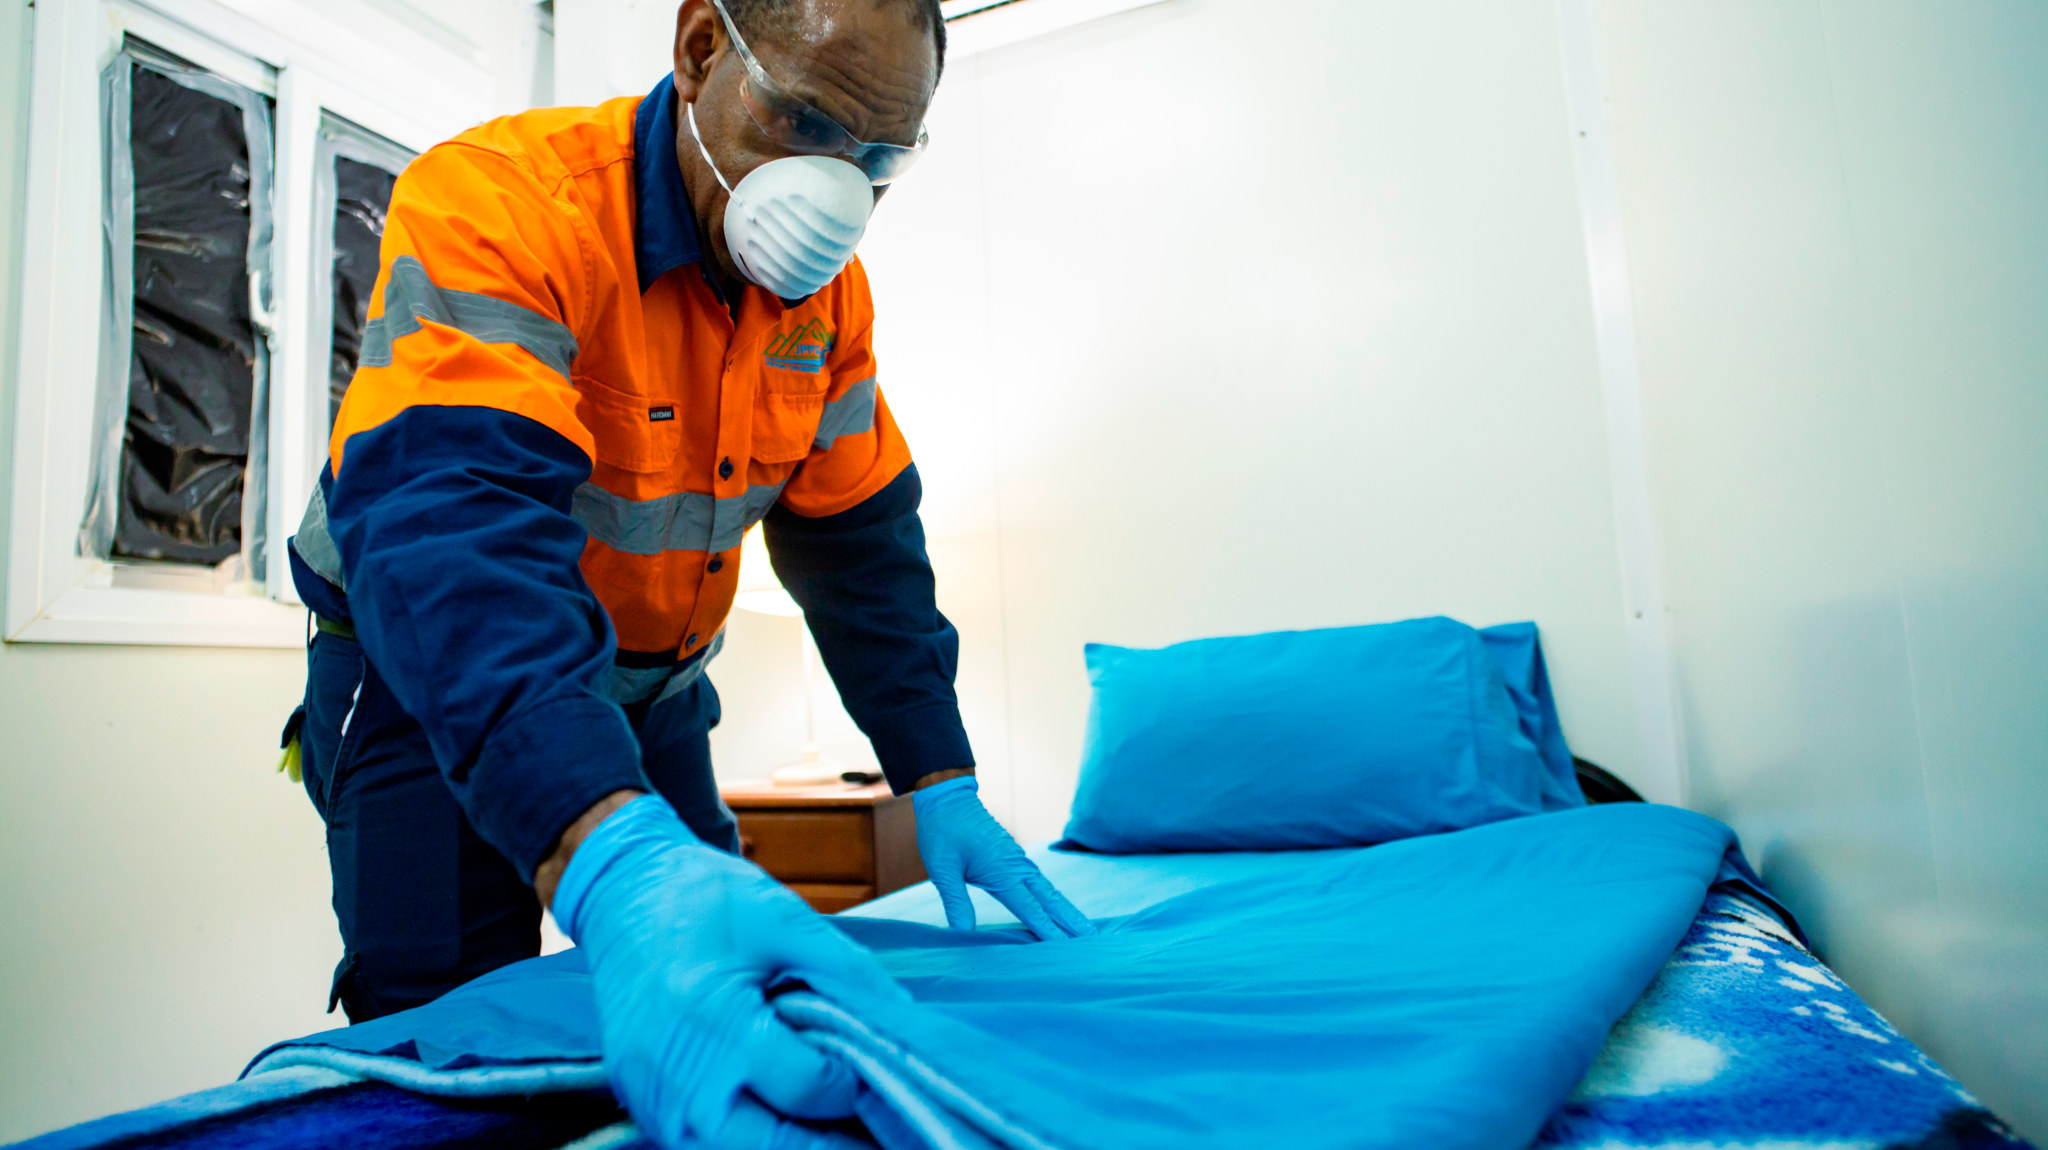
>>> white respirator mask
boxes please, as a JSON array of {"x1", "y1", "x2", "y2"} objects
[{"x1": 687, "y1": 100, "x2": 873, "y2": 302}]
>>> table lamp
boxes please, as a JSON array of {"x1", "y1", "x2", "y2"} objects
[{"x1": 734, "y1": 528, "x2": 845, "y2": 786}]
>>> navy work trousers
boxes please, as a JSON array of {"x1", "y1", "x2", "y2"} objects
[{"x1": 293, "y1": 629, "x2": 741, "y2": 1023}]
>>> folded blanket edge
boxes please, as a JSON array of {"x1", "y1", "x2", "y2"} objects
[{"x1": 242, "y1": 1046, "x2": 607, "y2": 1097}]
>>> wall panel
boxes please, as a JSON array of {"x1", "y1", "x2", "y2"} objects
[
  {"x1": 1596, "y1": 0, "x2": 2048, "y2": 1133},
  {"x1": 862, "y1": 0, "x2": 1640, "y2": 838}
]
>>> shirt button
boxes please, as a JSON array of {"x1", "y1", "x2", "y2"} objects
[
  {"x1": 686, "y1": 633, "x2": 699, "y2": 648},
  {"x1": 718, "y1": 457, "x2": 734, "y2": 480},
  {"x1": 707, "y1": 558, "x2": 724, "y2": 573}
]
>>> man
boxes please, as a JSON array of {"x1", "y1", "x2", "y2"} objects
[{"x1": 282, "y1": 0, "x2": 1091, "y2": 1143}]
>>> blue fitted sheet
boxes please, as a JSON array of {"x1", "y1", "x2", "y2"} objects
[{"x1": 850, "y1": 839, "x2": 1360, "y2": 927}]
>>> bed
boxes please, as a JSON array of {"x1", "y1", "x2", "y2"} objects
[
  {"x1": 11, "y1": 620, "x2": 2035, "y2": 1149},
  {"x1": 12, "y1": 831, "x2": 2031, "y2": 1150}
]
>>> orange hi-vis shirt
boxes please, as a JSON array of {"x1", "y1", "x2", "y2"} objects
[
  {"x1": 299, "y1": 88, "x2": 912, "y2": 661},
  {"x1": 286, "y1": 79, "x2": 970, "y2": 876}
]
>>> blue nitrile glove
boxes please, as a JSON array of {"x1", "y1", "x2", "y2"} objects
[
  {"x1": 912, "y1": 776, "x2": 1097, "y2": 940},
  {"x1": 554, "y1": 795, "x2": 906, "y2": 1150}
]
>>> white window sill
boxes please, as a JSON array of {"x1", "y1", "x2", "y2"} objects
[{"x1": 8, "y1": 583, "x2": 306, "y2": 648}]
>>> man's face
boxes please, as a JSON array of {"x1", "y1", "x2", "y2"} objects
[{"x1": 671, "y1": 0, "x2": 938, "y2": 291}]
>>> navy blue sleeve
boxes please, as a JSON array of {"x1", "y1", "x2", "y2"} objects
[
  {"x1": 762, "y1": 464, "x2": 974, "y2": 793},
  {"x1": 296, "y1": 406, "x2": 649, "y2": 881}
]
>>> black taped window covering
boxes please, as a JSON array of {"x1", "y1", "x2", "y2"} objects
[
  {"x1": 330, "y1": 156, "x2": 397, "y2": 425},
  {"x1": 117, "y1": 65, "x2": 261, "y2": 565}
]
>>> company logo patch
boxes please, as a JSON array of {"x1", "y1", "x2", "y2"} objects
[
  {"x1": 764, "y1": 319, "x2": 834, "y2": 374},
  {"x1": 648, "y1": 406, "x2": 675, "y2": 422}
]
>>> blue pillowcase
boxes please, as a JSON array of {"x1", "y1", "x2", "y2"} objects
[
  {"x1": 1477, "y1": 620, "x2": 1586, "y2": 812},
  {"x1": 1058, "y1": 616, "x2": 1585, "y2": 853}
]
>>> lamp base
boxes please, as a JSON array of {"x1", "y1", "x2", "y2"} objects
[{"x1": 770, "y1": 744, "x2": 844, "y2": 787}]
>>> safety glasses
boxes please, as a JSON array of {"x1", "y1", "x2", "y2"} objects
[{"x1": 707, "y1": 0, "x2": 929, "y2": 185}]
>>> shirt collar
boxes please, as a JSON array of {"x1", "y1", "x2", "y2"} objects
[{"x1": 633, "y1": 75, "x2": 702, "y2": 294}]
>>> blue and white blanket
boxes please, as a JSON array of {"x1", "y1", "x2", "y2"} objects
[{"x1": 1537, "y1": 887, "x2": 2028, "y2": 1149}]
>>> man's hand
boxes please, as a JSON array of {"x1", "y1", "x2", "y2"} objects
[
  {"x1": 551, "y1": 794, "x2": 904, "y2": 1150},
  {"x1": 911, "y1": 776, "x2": 1097, "y2": 940}
]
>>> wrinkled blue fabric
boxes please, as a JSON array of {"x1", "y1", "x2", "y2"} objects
[
  {"x1": 1476, "y1": 621, "x2": 1585, "y2": 811},
  {"x1": 554, "y1": 794, "x2": 895, "y2": 1149},
  {"x1": 247, "y1": 804, "x2": 1735, "y2": 1150},
  {"x1": 1061, "y1": 617, "x2": 1577, "y2": 853}
]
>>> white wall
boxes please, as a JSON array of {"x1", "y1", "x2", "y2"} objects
[
  {"x1": 1594, "y1": 0, "x2": 2048, "y2": 1134},
  {"x1": 0, "y1": 2, "x2": 553, "y2": 1141},
  {"x1": 874, "y1": 0, "x2": 1647, "y2": 837},
  {"x1": 0, "y1": 10, "x2": 333, "y2": 1137}
]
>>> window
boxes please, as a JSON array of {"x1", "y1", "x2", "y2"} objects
[
  {"x1": 6, "y1": 0, "x2": 516, "y2": 645},
  {"x1": 82, "y1": 39, "x2": 275, "y2": 582},
  {"x1": 311, "y1": 115, "x2": 413, "y2": 478}
]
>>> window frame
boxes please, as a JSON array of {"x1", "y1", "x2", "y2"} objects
[
  {"x1": 275, "y1": 113, "x2": 417, "y2": 608},
  {"x1": 5, "y1": 0, "x2": 491, "y2": 646}
]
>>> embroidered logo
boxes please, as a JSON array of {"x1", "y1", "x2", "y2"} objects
[{"x1": 763, "y1": 319, "x2": 834, "y2": 374}]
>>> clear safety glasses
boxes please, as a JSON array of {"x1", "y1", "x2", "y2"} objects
[{"x1": 707, "y1": 0, "x2": 929, "y2": 186}]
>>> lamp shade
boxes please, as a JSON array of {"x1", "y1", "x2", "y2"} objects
[{"x1": 734, "y1": 527, "x2": 802, "y2": 617}]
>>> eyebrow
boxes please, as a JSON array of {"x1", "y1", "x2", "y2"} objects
[
  {"x1": 749, "y1": 35, "x2": 928, "y2": 147},
  {"x1": 785, "y1": 81, "x2": 923, "y2": 147}
]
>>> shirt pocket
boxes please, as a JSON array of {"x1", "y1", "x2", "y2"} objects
[
  {"x1": 751, "y1": 388, "x2": 826, "y2": 464},
  {"x1": 577, "y1": 375, "x2": 681, "y2": 473}
]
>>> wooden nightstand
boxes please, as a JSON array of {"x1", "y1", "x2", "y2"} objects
[{"x1": 719, "y1": 780, "x2": 926, "y2": 913}]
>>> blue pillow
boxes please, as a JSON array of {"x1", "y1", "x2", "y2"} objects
[{"x1": 1059, "y1": 617, "x2": 1583, "y2": 853}]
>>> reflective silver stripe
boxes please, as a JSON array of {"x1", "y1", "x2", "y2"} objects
[
  {"x1": 812, "y1": 377, "x2": 877, "y2": 451},
  {"x1": 607, "y1": 631, "x2": 724, "y2": 706},
  {"x1": 607, "y1": 663, "x2": 674, "y2": 705},
  {"x1": 292, "y1": 484, "x2": 347, "y2": 590},
  {"x1": 716, "y1": 483, "x2": 786, "y2": 552},
  {"x1": 651, "y1": 639, "x2": 718, "y2": 704},
  {"x1": 573, "y1": 481, "x2": 786, "y2": 557},
  {"x1": 360, "y1": 255, "x2": 578, "y2": 381}
]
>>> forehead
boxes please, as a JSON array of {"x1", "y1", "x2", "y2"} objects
[{"x1": 746, "y1": 0, "x2": 937, "y2": 143}]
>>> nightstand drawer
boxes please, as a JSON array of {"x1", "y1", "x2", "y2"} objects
[
  {"x1": 738, "y1": 809, "x2": 874, "y2": 883},
  {"x1": 788, "y1": 883, "x2": 876, "y2": 914},
  {"x1": 721, "y1": 782, "x2": 926, "y2": 914}
]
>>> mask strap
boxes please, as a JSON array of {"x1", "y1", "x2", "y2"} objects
[{"x1": 685, "y1": 100, "x2": 736, "y2": 195}]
